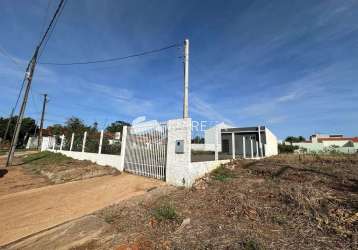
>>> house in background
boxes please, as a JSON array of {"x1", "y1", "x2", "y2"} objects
[
  {"x1": 292, "y1": 133, "x2": 358, "y2": 153},
  {"x1": 193, "y1": 123, "x2": 278, "y2": 158}
]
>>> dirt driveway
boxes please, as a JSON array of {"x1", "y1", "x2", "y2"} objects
[{"x1": 0, "y1": 173, "x2": 164, "y2": 246}]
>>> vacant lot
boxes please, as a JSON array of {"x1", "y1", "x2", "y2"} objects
[
  {"x1": 0, "y1": 151, "x2": 120, "y2": 196},
  {"x1": 5, "y1": 154, "x2": 357, "y2": 249}
]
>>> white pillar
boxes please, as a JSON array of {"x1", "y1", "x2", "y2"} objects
[
  {"x1": 82, "y1": 131, "x2": 87, "y2": 152},
  {"x1": 60, "y1": 134, "x2": 64, "y2": 151},
  {"x1": 250, "y1": 138, "x2": 254, "y2": 159},
  {"x1": 98, "y1": 130, "x2": 104, "y2": 154},
  {"x1": 242, "y1": 136, "x2": 246, "y2": 158},
  {"x1": 70, "y1": 133, "x2": 74, "y2": 151},
  {"x1": 256, "y1": 140, "x2": 259, "y2": 158},
  {"x1": 119, "y1": 126, "x2": 128, "y2": 171},
  {"x1": 231, "y1": 133, "x2": 235, "y2": 159},
  {"x1": 52, "y1": 136, "x2": 55, "y2": 150},
  {"x1": 214, "y1": 127, "x2": 218, "y2": 161},
  {"x1": 258, "y1": 126, "x2": 262, "y2": 157}
]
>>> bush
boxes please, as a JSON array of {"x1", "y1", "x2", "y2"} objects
[
  {"x1": 278, "y1": 144, "x2": 299, "y2": 154},
  {"x1": 211, "y1": 166, "x2": 235, "y2": 181},
  {"x1": 152, "y1": 203, "x2": 177, "y2": 221}
]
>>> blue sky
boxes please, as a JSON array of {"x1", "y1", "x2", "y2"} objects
[{"x1": 0, "y1": 0, "x2": 357, "y2": 139}]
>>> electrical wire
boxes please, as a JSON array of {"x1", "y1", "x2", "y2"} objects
[
  {"x1": 0, "y1": 45, "x2": 24, "y2": 70},
  {"x1": 38, "y1": 0, "x2": 67, "y2": 59},
  {"x1": 39, "y1": 43, "x2": 180, "y2": 65}
]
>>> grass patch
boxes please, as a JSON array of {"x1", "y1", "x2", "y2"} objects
[
  {"x1": 23, "y1": 151, "x2": 71, "y2": 165},
  {"x1": 152, "y1": 203, "x2": 178, "y2": 221},
  {"x1": 211, "y1": 166, "x2": 235, "y2": 181},
  {"x1": 242, "y1": 239, "x2": 261, "y2": 250}
]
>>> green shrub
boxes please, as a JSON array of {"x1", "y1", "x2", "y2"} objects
[
  {"x1": 211, "y1": 166, "x2": 234, "y2": 181},
  {"x1": 152, "y1": 203, "x2": 177, "y2": 221}
]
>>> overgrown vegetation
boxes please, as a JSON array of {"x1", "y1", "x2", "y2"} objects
[
  {"x1": 152, "y1": 203, "x2": 178, "y2": 221},
  {"x1": 211, "y1": 165, "x2": 235, "y2": 181},
  {"x1": 23, "y1": 151, "x2": 71, "y2": 165},
  {"x1": 278, "y1": 143, "x2": 299, "y2": 153}
]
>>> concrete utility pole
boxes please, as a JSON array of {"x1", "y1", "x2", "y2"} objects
[
  {"x1": 183, "y1": 39, "x2": 189, "y2": 118},
  {"x1": 5, "y1": 0, "x2": 65, "y2": 167},
  {"x1": 37, "y1": 94, "x2": 48, "y2": 150},
  {"x1": 6, "y1": 48, "x2": 39, "y2": 166}
]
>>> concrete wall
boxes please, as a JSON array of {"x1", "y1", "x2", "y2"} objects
[
  {"x1": 264, "y1": 128, "x2": 278, "y2": 156},
  {"x1": 187, "y1": 160, "x2": 230, "y2": 186},
  {"x1": 204, "y1": 122, "x2": 232, "y2": 152},
  {"x1": 191, "y1": 144, "x2": 206, "y2": 151},
  {"x1": 166, "y1": 118, "x2": 192, "y2": 186},
  {"x1": 47, "y1": 149, "x2": 123, "y2": 170}
]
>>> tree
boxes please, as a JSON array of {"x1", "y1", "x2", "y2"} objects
[
  {"x1": 0, "y1": 116, "x2": 37, "y2": 147},
  {"x1": 65, "y1": 117, "x2": 88, "y2": 134},
  {"x1": 285, "y1": 136, "x2": 306, "y2": 144},
  {"x1": 106, "y1": 120, "x2": 131, "y2": 133},
  {"x1": 191, "y1": 136, "x2": 204, "y2": 144}
]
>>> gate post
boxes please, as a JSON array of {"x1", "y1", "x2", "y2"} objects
[
  {"x1": 119, "y1": 126, "x2": 127, "y2": 171},
  {"x1": 166, "y1": 118, "x2": 192, "y2": 187}
]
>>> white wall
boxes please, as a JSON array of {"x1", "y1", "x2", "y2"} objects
[
  {"x1": 166, "y1": 118, "x2": 192, "y2": 187},
  {"x1": 191, "y1": 144, "x2": 206, "y2": 151},
  {"x1": 204, "y1": 122, "x2": 232, "y2": 152},
  {"x1": 47, "y1": 149, "x2": 123, "y2": 170},
  {"x1": 187, "y1": 160, "x2": 230, "y2": 186},
  {"x1": 264, "y1": 128, "x2": 278, "y2": 156}
]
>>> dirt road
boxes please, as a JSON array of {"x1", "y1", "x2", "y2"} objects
[{"x1": 0, "y1": 173, "x2": 163, "y2": 246}]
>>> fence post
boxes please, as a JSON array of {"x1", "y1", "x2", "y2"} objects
[
  {"x1": 250, "y1": 138, "x2": 254, "y2": 159},
  {"x1": 60, "y1": 134, "x2": 64, "y2": 151},
  {"x1": 256, "y1": 140, "x2": 259, "y2": 158},
  {"x1": 242, "y1": 136, "x2": 246, "y2": 158},
  {"x1": 231, "y1": 133, "x2": 235, "y2": 159},
  {"x1": 98, "y1": 130, "x2": 104, "y2": 154},
  {"x1": 82, "y1": 131, "x2": 87, "y2": 152},
  {"x1": 52, "y1": 136, "x2": 55, "y2": 150},
  {"x1": 119, "y1": 126, "x2": 128, "y2": 171},
  {"x1": 70, "y1": 133, "x2": 74, "y2": 151},
  {"x1": 214, "y1": 126, "x2": 218, "y2": 161}
]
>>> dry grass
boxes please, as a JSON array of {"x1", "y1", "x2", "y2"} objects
[{"x1": 80, "y1": 154, "x2": 357, "y2": 249}]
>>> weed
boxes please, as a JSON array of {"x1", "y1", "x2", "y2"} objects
[
  {"x1": 152, "y1": 203, "x2": 177, "y2": 221},
  {"x1": 242, "y1": 239, "x2": 261, "y2": 250},
  {"x1": 23, "y1": 151, "x2": 70, "y2": 165},
  {"x1": 211, "y1": 166, "x2": 234, "y2": 181}
]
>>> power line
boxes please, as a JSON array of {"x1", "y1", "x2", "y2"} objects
[
  {"x1": 39, "y1": 43, "x2": 180, "y2": 66},
  {"x1": 0, "y1": 45, "x2": 24, "y2": 70},
  {"x1": 38, "y1": 0, "x2": 67, "y2": 59}
]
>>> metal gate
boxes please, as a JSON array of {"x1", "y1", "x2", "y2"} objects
[{"x1": 123, "y1": 123, "x2": 168, "y2": 180}]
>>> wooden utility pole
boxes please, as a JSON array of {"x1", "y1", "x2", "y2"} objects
[
  {"x1": 37, "y1": 94, "x2": 48, "y2": 150},
  {"x1": 183, "y1": 39, "x2": 189, "y2": 118}
]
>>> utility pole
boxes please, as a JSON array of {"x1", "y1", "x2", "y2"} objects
[
  {"x1": 6, "y1": 47, "x2": 40, "y2": 166},
  {"x1": 37, "y1": 94, "x2": 48, "y2": 150},
  {"x1": 5, "y1": 0, "x2": 65, "y2": 167},
  {"x1": 3, "y1": 108, "x2": 15, "y2": 143},
  {"x1": 183, "y1": 39, "x2": 189, "y2": 118}
]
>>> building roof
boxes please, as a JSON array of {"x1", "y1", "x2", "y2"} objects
[{"x1": 318, "y1": 137, "x2": 358, "y2": 143}]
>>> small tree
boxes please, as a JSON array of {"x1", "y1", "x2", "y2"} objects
[{"x1": 106, "y1": 120, "x2": 131, "y2": 134}]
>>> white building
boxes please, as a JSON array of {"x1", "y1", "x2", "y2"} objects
[{"x1": 194, "y1": 123, "x2": 278, "y2": 157}]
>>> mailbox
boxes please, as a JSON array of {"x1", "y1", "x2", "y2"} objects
[{"x1": 175, "y1": 140, "x2": 184, "y2": 154}]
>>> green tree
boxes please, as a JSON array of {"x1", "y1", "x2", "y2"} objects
[
  {"x1": 285, "y1": 136, "x2": 306, "y2": 144},
  {"x1": 0, "y1": 116, "x2": 37, "y2": 147},
  {"x1": 106, "y1": 120, "x2": 131, "y2": 133}
]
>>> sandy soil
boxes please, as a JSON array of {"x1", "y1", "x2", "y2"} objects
[
  {"x1": 0, "y1": 173, "x2": 164, "y2": 246},
  {"x1": 0, "y1": 166, "x2": 50, "y2": 196}
]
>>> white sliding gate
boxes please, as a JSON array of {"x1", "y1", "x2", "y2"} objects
[{"x1": 123, "y1": 123, "x2": 168, "y2": 180}]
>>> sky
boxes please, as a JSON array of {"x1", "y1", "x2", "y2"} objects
[{"x1": 0, "y1": 0, "x2": 357, "y2": 140}]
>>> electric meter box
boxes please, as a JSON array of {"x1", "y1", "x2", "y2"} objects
[{"x1": 175, "y1": 140, "x2": 184, "y2": 154}]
